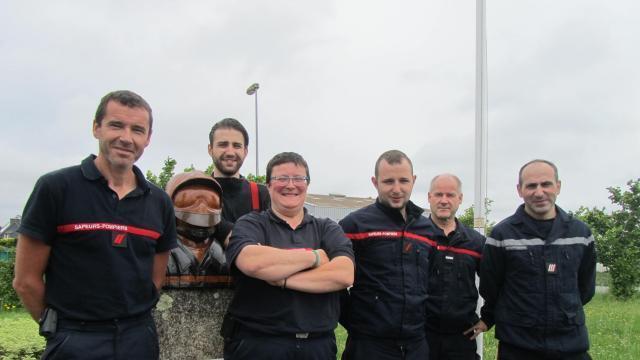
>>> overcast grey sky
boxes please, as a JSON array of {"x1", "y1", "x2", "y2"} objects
[{"x1": 1, "y1": 0, "x2": 638, "y2": 226}]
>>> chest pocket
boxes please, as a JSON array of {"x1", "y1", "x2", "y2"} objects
[
  {"x1": 454, "y1": 255, "x2": 478, "y2": 297},
  {"x1": 354, "y1": 238, "x2": 401, "y2": 290},
  {"x1": 505, "y1": 246, "x2": 542, "y2": 292},
  {"x1": 558, "y1": 245, "x2": 584, "y2": 292}
]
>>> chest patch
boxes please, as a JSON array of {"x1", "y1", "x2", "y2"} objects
[
  {"x1": 445, "y1": 255, "x2": 454, "y2": 262},
  {"x1": 403, "y1": 242, "x2": 413, "y2": 253},
  {"x1": 546, "y1": 262, "x2": 558, "y2": 275},
  {"x1": 112, "y1": 232, "x2": 128, "y2": 248}
]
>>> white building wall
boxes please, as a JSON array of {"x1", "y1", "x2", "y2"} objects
[{"x1": 304, "y1": 204, "x2": 360, "y2": 222}]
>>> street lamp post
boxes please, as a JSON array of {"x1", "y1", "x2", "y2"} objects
[
  {"x1": 246, "y1": 83, "x2": 260, "y2": 177},
  {"x1": 474, "y1": 0, "x2": 488, "y2": 358}
]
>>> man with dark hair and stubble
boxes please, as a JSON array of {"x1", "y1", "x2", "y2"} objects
[
  {"x1": 478, "y1": 159, "x2": 596, "y2": 360},
  {"x1": 424, "y1": 173, "x2": 486, "y2": 360},
  {"x1": 13, "y1": 90, "x2": 177, "y2": 359},
  {"x1": 208, "y1": 118, "x2": 269, "y2": 224},
  {"x1": 339, "y1": 150, "x2": 434, "y2": 360},
  {"x1": 221, "y1": 152, "x2": 354, "y2": 359}
]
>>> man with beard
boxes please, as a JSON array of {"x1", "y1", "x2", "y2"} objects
[
  {"x1": 339, "y1": 150, "x2": 433, "y2": 360},
  {"x1": 424, "y1": 174, "x2": 485, "y2": 360},
  {"x1": 13, "y1": 90, "x2": 177, "y2": 359},
  {"x1": 208, "y1": 118, "x2": 269, "y2": 223},
  {"x1": 479, "y1": 160, "x2": 596, "y2": 359}
]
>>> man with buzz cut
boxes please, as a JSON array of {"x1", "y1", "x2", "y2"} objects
[
  {"x1": 339, "y1": 149, "x2": 434, "y2": 360},
  {"x1": 479, "y1": 159, "x2": 596, "y2": 360},
  {"x1": 13, "y1": 90, "x2": 177, "y2": 359},
  {"x1": 424, "y1": 173, "x2": 486, "y2": 360},
  {"x1": 208, "y1": 118, "x2": 269, "y2": 224}
]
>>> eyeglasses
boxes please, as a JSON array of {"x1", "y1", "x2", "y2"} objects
[{"x1": 270, "y1": 176, "x2": 309, "y2": 185}]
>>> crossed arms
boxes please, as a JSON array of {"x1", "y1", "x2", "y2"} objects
[{"x1": 235, "y1": 245, "x2": 354, "y2": 293}]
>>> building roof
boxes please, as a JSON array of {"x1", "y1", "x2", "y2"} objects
[
  {"x1": 305, "y1": 193, "x2": 375, "y2": 209},
  {"x1": 0, "y1": 216, "x2": 21, "y2": 239}
]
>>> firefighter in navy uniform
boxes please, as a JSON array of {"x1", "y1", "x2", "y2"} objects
[
  {"x1": 478, "y1": 160, "x2": 596, "y2": 360},
  {"x1": 339, "y1": 150, "x2": 433, "y2": 360},
  {"x1": 13, "y1": 90, "x2": 177, "y2": 359},
  {"x1": 424, "y1": 174, "x2": 485, "y2": 360}
]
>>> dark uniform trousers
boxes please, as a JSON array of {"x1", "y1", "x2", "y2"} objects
[
  {"x1": 497, "y1": 342, "x2": 591, "y2": 360},
  {"x1": 224, "y1": 331, "x2": 337, "y2": 360},
  {"x1": 426, "y1": 331, "x2": 478, "y2": 360},
  {"x1": 341, "y1": 336, "x2": 429, "y2": 360},
  {"x1": 41, "y1": 313, "x2": 158, "y2": 360}
]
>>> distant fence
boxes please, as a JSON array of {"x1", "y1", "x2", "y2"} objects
[
  {"x1": 0, "y1": 248, "x2": 14, "y2": 262},
  {"x1": 0, "y1": 238, "x2": 16, "y2": 262}
]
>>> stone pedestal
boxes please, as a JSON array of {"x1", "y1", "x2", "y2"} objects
[{"x1": 153, "y1": 288, "x2": 234, "y2": 360}]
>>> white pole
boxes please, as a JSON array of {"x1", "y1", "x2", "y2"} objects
[{"x1": 474, "y1": 0, "x2": 488, "y2": 358}]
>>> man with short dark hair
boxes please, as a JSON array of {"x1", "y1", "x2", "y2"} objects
[
  {"x1": 340, "y1": 150, "x2": 434, "y2": 360},
  {"x1": 479, "y1": 159, "x2": 596, "y2": 360},
  {"x1": 222, "y1": 152, "x2": 355, "y2": 359},
  {"x1": 208, "y1": 118, "x2": 269, "y2": 223},
  {"x1": 424, "y1": 174, "x2": 485, "y2": 360},
  {"x1": 13, "y1": 90, "x2": 177, "y2": 359}
]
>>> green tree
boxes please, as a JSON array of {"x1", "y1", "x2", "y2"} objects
[
  {"x1": 458, "y1": 199, "x2": 495, "y2": 235},
  {"x1": 575, "y1": 179, "x2": 640, "y2": 299},
  {"x1": 246, "y1": 173, "x2": 266, "y2": 184},
  {"x1": 457, "y1": 206, "x2": 474, "y2": 228},
  {"x1": 146, "y1": 157, "x2": 177, "y2": 190},
  {"x1": 0, "y1": 246, "x2": 19, "y2": 309},
  {"x1": 0, "y1": 238, "x2": 17, "y2": 248}
]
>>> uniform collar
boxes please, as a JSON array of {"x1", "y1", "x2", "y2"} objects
[
  {"x1": 214, "y1": 175, "x2": 247, "y2": 193},
  {"x1": 267, "y1": 208, "x2": 313, "y2": 227},
  {"x1": 512, "y1": 204, "x2": 572, "y2": 240},
  {"x1": 427, "y1": 215, "x2": 459, "y2": 231},
  {"x1": 80, "y1": 154, "x2": 150, "y2": 194},
  {"x1": 375, "y1": 198, "x2": 424, "y2": 223},
  {"x1": 427, "y1": 215, "x2": 462, "y2": 241},
  {"x1": 512, "y1": 204, "x2": 570, "y2": 224}
]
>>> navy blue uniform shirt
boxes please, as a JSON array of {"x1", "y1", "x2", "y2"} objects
[{"x1": 18, "y1": 155, "x2": 177, "y2": 321}]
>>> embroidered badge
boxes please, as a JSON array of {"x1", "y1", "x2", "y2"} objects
[
  {"x1": 112, "y1": 232, "x2": 128, "y2": 248},
  {"x1": 546, "y1": 262, "x2": 558, "y2": 274}
]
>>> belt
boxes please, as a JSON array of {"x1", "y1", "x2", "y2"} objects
[
  {"x1": 58, "y1": 312, "x2": 152, "y2": 332},
  {"x1": 235, "y1": 325, "x2": 332, "y2": 340}
]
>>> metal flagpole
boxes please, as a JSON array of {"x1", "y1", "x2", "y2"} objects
[{"x1": 474, "y1": 0, "x2": 488, "y2": 358}]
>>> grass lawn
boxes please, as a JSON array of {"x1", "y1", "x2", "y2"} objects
[
  {"x1": 0, "y1": 311, "x2": 44, "y2": 360},
  {"x1": 335, "y1": 293, "x2": 640, "y2": 359},
  {"x1": 584, "y1": 293, "x2": 640, "y2": 359},
  {"x1": 1, "y1": 292, "x2": 638, "y2": 359}
]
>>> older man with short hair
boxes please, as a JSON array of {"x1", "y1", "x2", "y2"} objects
[
  {"x1": 479, "y1": 159, "x2": 596, "y2": 360},
  {"x1": 424, "y1": 174, "x2": 485, "y2": 360}
]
